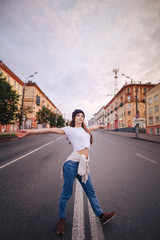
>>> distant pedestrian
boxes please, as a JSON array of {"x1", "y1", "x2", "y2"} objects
[{"x1": 16, "y1": 109, "x2": 116, "y2": 235}]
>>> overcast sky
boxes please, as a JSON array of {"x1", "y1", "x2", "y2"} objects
[{"x1": 1, "y1": 0, "x2": 160, "y2": 122}]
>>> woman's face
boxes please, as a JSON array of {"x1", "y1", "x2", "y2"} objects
[{"x1": 75, "y1": 113, "x2": 84, "y2": 125}]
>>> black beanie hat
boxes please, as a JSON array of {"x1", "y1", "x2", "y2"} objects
[{"x1": 72, "y1": 109, "x2": 85, "y2": 119}]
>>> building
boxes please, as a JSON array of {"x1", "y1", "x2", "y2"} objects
[
  {"x1": 0, "y1": 60, "x2": 62, "y2": 132},
  {"x1": 146, "y1": 83, "x2": 160, "y2": 135},
  {"x1": 93, "y1": 106, "x2": 105, "y2": 125},
  {"x1": 88, "y1": 117, "x2": 95, "y2": 126},
  {"x1": 23, "y1": 81, "x2": 62, "y2": 129},
  {"x1": 91, "y1": 82, "x2": 155, "y2": 131},
  {"x1": 0, "y1": 60, "x2": 24, "y2": 132}
]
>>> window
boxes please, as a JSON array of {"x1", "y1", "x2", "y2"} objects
[
  {"x1": 149, "y1": 117, "x2": 153, "y2": 124},
  {"x1": 149, "y1": 128, "x2": 153, "y2": 134},
  {"x1": 127, "y1": 88, "x2": 130, "y2": 93},
  {"x1": 14, "y1": 81, "x2": 16, "y2": 87},
  {"x1": 155, "y1": 116, "x2": 159, "y2": 123},
  {"x1": 148, "y1": 98, "x2": 152, "y2": 104},
  {"x1": 155, "y1": 105, "x2": 159, "y2": 112},
  {"x1": 36, "y1": 96, "x2": 40, "y2": 105},
  {"x1": 144, "y1": 88, "x2": 147, "y2": 93},
  {"x1": 149, "y1": 108, "x2": 152, "y2": 114},
  {"x1": 154, "y1": 95, "x2": 158, "y2": 102},
  {"x1": 18, "y1": 84, "x2": 20, "y2": 90},
  {"x1": 155, "y1": 128, "x2": 159, "y2": 135},
  {"x1": 8, "y1": 76, "x2": 10, "y2": 82},
  {"x1": 128, "y1": 111, "x2": 131, "y2": 116},
  {"x1": 128, "y1": 103, "x2": 131, "y2": 108},
  {"x1": 127, "y1": 96, "x2": 131, "y2": 101}
]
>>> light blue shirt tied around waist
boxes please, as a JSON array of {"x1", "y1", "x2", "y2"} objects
[{"x1": 60, "y1": 151, "x2": 90, "y2": 183}]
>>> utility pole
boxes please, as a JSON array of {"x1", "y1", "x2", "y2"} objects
[
  {"x1": 113, "y1": 68, "x2": 119, "y2": 96},
  {"x1": 135, "y1": 86, "x2": 139, "y2": 138},
  {"x1": 112, "y1": 68, "x2": 119, "y2": 130},
  {"x1": 19, "y1": 72, "x2": 38, "y2": 130}
]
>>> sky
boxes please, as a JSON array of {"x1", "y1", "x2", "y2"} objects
[{"x1": 0, "y1": 0, "x2": 160, "y2": 122}]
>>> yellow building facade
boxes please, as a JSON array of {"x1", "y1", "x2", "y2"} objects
[
  {"x1": 0, "y1": 60, "x2": 62, "y2": 131},
  {"x1": 0, "y1": 60, "x2": 24, "y2": 132},
  {"x1": 92, "y1": 82, "x2": 155, "y2": 132},
  {"x1": 104, "y1": 83, "x2": 155, "y2": 131},
  {"x1": 24, "y1": 81, "x2": 62, "y2": 128},
  {"x1": 146, "y1": 83, "x2": 160, "y2": 135}
]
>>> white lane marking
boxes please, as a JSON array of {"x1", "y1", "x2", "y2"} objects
[
  {"x1": 108, "y1": 140, "x2": 112, "y2": 143},
  {"x1": 56, "y1": 136, "x2": 64, "y2": 140},
  {"x1": 136, "y1": 153, "x2": 157, "y2": 164},
  {"x1": 88, "y1": 200, "x2": 105, "y2": 240},
  {"x1": 0, "y1": 140, "x2": 55, "y2": 170},
  {"x1": 72, "y1": 180, "x2": 85, "y2": 240}
]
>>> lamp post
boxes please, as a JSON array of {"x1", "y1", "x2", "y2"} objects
[{"x1": 19, "y1": 72, "x2": 38, "y2": 129}]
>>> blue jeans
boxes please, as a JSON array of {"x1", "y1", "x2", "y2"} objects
[{"x1": 59, "y1": 160, "x2": 103, "y2": 218}]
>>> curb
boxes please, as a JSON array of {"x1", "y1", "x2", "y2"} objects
[{"x1": 105, "y1": 131, "x2": 160, "y2": 144}]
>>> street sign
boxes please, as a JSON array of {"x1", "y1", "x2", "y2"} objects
[{"x1": 135, "y1": 114, "x2": 139, "y2": 119}]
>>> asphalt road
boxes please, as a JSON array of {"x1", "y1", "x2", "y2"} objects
[{"x1": 0, "y1": 130, "x2": 160, "y2": 240}]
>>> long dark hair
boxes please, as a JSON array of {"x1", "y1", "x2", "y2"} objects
[{"x1": 69, "y1": 117, "x2": 93, "y2": 144}]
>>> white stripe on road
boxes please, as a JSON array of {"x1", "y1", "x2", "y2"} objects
[
  {"x1": 72, "y1": 179, "x2": 85, "y2": 240},
  {"x1": 56, "y1": 136, "x2": 64, "y2": 140},
  {"x1": 107, "y1": 140, "x2": 113, "y2": 144},
  {"x1": 88, "y1": 200, "x2": 105, "y2": 240},
  {"x1": 0, "y1": 140, "x2": 55, "y2": 170},
  {"x1": 136, "y1": 153, "x2": 157, "y2": 164}
]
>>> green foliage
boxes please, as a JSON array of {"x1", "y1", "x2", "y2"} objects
[
  {"x1": 36, "y1": 107, "x2": 65, "y2": 127},
  {"x1": 0, "y1": 75, "x2": 19, "y2": 125},
  {"x1": 36, "y1": 108, "x2": 51, "y2": 124},
  {"x1": 17, "y1": 105, "x2": 32, "y2": 122},
  {"x1": 49, "y1": 112, "x2": 56, "y2": 127},
  {"x1": 57, "y1": 115, "x2": 65, "y2": 127}
]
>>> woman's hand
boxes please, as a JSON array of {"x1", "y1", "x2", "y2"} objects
[
  {"x1": 16, "y1": 130, "x2": 29, "y2": 138},
  {"x1": 89, "y1": 124, "x2": 107, "y2": 131},
  {"x1": 99, "y1": 125, "x2": 107, "y2": 130}
]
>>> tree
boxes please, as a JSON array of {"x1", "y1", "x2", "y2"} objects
[
  {"x1": 36, "y1": 108, "x2": 51, "y2": 125},
  {"x1": 49, "y1": 112, "x2": 56, "y2": 127},
  {"x1": 36, "y1": 107, "x2": 65, "y2": 128},
  {"x1": 0, "y1": 75, "x2": 19, "y2": 125},
  {"x1": 57, "y1": 115, "x2": 65, "y2": 127},
  {"x1": 17, "y1": 105, "x2": 32, "y2": 123}
]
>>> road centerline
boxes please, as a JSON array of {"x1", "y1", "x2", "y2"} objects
[
  {"x1": 72, "y1": 179, "x2": 85, "y2": 240},
  {"x1": 88, "y1": 199, "x2": 105, "y2": 240}
]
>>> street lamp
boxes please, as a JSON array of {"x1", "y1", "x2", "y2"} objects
[{"x1": 19, "y1": 72, "x2": 38, "y2": 129}]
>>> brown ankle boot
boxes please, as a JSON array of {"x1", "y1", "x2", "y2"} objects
[
  {"x1": 100, "y1": 211, "x2": 116, "y2": 225},
  {"x1": 56, "y1": 218, "x2": 65, "y2": 235}
]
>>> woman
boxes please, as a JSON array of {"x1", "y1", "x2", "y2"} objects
[{"x1": 16, "y1": 109, "x2": 116, "y2": 235}]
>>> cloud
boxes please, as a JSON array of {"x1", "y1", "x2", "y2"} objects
[{"x1": 0, "y1": 0, "x2": 160, "y2": 121}]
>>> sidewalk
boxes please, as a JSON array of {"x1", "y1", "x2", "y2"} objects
[
  {"x1": 105, "y1": 130, "x2": 160, "y2": 144},
  {"x1": 0, "y1": 131, "x2": 18, "y2": 141}
]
